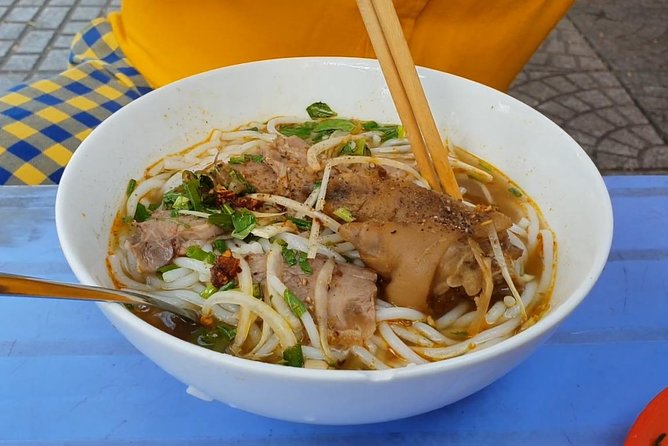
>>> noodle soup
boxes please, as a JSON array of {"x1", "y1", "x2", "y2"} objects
[{"x1": 108, "y1": 102, "x2": 556, "y2": 370}]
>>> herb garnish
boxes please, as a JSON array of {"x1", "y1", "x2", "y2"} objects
[
  {"x1": 282, "y1": 344, "x2": 304, "y2": 367},
  {"x1": 283, "y1": 288, "x2": 307, "y2": 317},
  {"x1": 306, "y1": 102, "x2": 337, "y2": 119}
]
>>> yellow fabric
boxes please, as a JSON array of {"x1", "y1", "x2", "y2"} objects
[{"x1": 108, "y1": 0, "x2": 573, "y2": 92}]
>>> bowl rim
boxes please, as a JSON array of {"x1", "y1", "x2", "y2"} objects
[{"x1": 56, "y1": 56, "x2": 614, "y2": 382}]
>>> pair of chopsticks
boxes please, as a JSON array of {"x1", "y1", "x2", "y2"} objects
[{"x1": 356, "y1": 0, "x2": 461, "y2": 199}]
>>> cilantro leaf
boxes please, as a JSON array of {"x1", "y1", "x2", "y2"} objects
[{"x1": 306, "y1": 102, "x2": 337, "y2": 119}]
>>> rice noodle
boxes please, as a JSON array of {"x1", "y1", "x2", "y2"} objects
[
  {"x1": 177, "y1": 210, "x2": 211, "y2": 218},
  {"x1": 252, "y1": 334, "x2": 280, "y2": 358},
  {"x1": 160, "y1": 267, "x2": 191, "y2": 283},
  {"x1": 275, "y1": 232, "x2": 346, "y2": 262},
  {"x1": 302, "y1": 346, "x2": 325, "y2": 360},
  {"x1": 266, "y1": 116, "x2": 306, "y2": 135},
  {"x1": 369, "y1": 145, "x2": 412, "y2": 154},
  {"x1": 297, "y1": 186, "x2": 320, "y2": 218},
  {"x1": 250, "y1": 224, "x2": 288, "y2": 239},
  {"x1": 378, "y1": 322, "x2": 428, "y2": 365},
  {"x1": 300, "y1": 311, "x2": 322, "y2": 350},
  {"x1": 159, "y1": 271, "x2": 199, "y2": 290},
  {"x1": 173, "y1": 257, "x2": 211, "y2": 275},
  {"x1": 350, "y1": 346, "x2": 390, "y2": 370},
  {"x1": 390, "y1": 325, "x2": 434, "y2": 347},
  {"x1": 232, "y1": 256, "x2": 254, "y2": 350},
  {"x1": 416, "y1": 318, "x2": 521, "y2": 360},
  {"x1": 307, "y1": 135, "x2": 358, "y2": 170},
  {"x1": 248, "y1": 193, "x2": 341, "y2": 231},
  {"x1": 218, "y1": 140, "x2": 267, "y2": 162},
  {"x1": 449, "y1": 157, "x2": 493, "y2": 183},
  {"x1": 219, "y1": 130, "x2": 276, "y2": 142},
  {"x1": 184, "y1": 130, "x2": 222, "y2": 161},
  {"x1": 304, "y1": 359, "x2": 329, "y2": 369},
  {"x1": 435, "y1": 301, "x2": 470, "y2": 329},
  {"x1": 467, "y1": 238, "x2": 494, "y2": 335},
  {"x1": 412, "y1": 322, "x2": 457, "y2": 345},
  {"x1": 203, "y1": 291, "x2": 296, "y2": 348},
  {"x1": 525, "y1": 203, "x2": 540, "y2": 254},
  {"x1": 380, "y1": 137, "x2": 409, "y2": 146},
  {"x1": 485, "y1": 301, "x2": 507, "y2": 325},
  {"x1": 520, "y1": 280, "x2": 539, "y2": 308},
  {"x1": 324, "y1": 155, "x2": 429, "y2": 188},
  {"x1": 487, "y1": 223, "x2": 526, "y2": 319},
  {"x1": 376, "y1": 307, "x2": 426, "y2": 322},
  {"x1": 266, "y1": 246, "x2": 302, "y2": 332},
  {"x1": 452, "y1": 311, "x2": 477, "y2": 328}
]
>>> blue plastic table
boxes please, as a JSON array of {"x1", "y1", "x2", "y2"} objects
[{"x1": 1, "y1": 176, "x2": 666, "y2": 445}]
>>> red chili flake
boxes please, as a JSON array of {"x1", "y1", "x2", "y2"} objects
[
  {"x1": 214, "y1": 185, "x2": 237, "y2": 207},
  {"x1": 232, "y1": 196, "x2": 262, "y2": 210},
  {"x1": 210, "y1": 251, "x2": 241, "y2": 288}
]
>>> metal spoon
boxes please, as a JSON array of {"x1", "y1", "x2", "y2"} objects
[{"x1": 0, "y1": 272, "x2": 199, "y2": 321}]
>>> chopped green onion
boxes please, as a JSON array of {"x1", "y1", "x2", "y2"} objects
[
  {"x1": 157, "y1": 264, "x2": 179, "y2": 279},
  {"x1": 287, "y1": 216, "x2": 311, "y2": 231},
  {"x1": 219, "y1": 280, "x2": 237, "y2": 291},
  {"x1": 133, "y1": 202, "x2": 152, "y2": 222},
  {"x1": 199, "y1": 283, "x2": 218, "y2": 299},
  {"x1": 281, "y1": 246, "x2": 312, "y2": 275},
  {"x1": 281, "y1": 246, "x2": 297, "y2": 266},
  {"x1": 306, "y1": 102, "x2": 337, "y2": 119},
  {"x1": 126, "y1": 178, "x2": 137, "y2": 196},
  {"x1": 333, "y1": 207, "x2": 355, "y2": 223},
  {"x1": 298, "y1": 255, "x2": 312, "y2": 274},
  {"x1": 283, "y1": 289, "x2": 307, "y2": 318},
  {"x1": 245, "y1": 154, "x2": 264, "y2": 163},
  {"x1": 185, "y1": 245, "x2": 216, "y2": 264},
  {"x1": 229, "y1": 154, "x2": 264, "y2": 164},
  {"x1": 212, "y1": 239, "x2": 228, "y2": 253},
  {"x1": 282, "y1": 344, "x2": 304, "y2": 367},
  {"x1": 228, "y1": 156, "x2": 245, "y2": 165},
  {"x1": 193, "y1": 322, "x2": 236, "y2": 353},
  {"x1": 231, "y1": 210, "x2": 256, "y2": 239}
]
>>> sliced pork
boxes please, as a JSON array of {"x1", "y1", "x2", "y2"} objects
[
  {"x1": 125, "y1": 211, "x2": 223, "y2": 272},
  {"x1": 208, "y1": 136, "x2": 319, "y2": 202},
  {"x1": 245, "y1": 253, "x2": 377, "y2": 349}
]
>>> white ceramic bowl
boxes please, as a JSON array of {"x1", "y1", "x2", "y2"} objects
[{"x1": 55, "y1": 57, "x2": 613, "y2": 425}]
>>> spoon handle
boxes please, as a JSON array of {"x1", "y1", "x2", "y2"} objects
[
  {"x1": 0, "y1": 272, "x2": 138, "y2": 304},
  {"x1": 0, "y1": 272, "x2": 199, "y2": 321}
]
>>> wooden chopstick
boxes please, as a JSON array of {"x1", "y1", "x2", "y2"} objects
[
  {"x1": 356, "y1": 0, "x2": 442, "y2": 193},
  {"x1": 356, "y1": 0, "x2": 462, "y2": 199}
]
